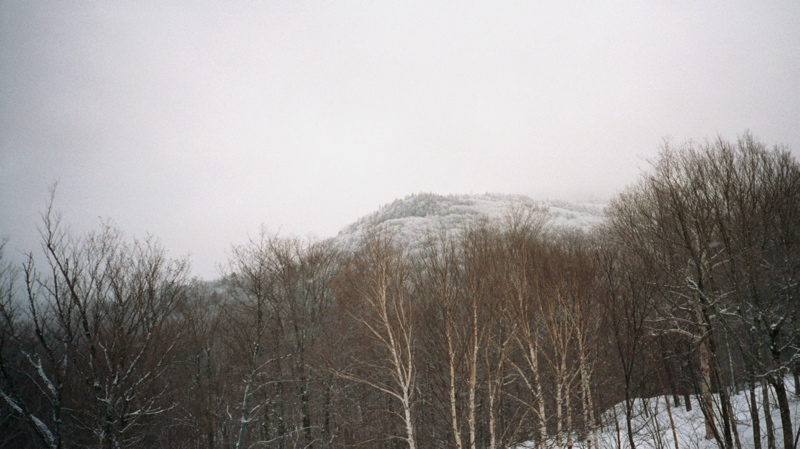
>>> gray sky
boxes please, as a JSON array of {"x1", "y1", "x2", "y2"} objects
[{"x1": 2, "y1": 1, "x2": 799, "y2": 279}]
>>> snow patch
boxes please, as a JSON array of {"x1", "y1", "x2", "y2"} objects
[{"x1": 513, "y1": 383, "x2": 800, "y2": 449}]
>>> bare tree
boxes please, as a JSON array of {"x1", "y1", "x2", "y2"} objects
[
  {"x1": 605, "y1": 133, "x2": 800, "y2": 449},
  {"x1": 173, "y1": 279, "x2": 228, "y2": 449},
  {"x1": 500, "y1": 211, "x2": 551, "y2": 445},
  {"x1": 460, "y1": 225, "x2": 496, "y2": 449},
  {"x1": 416, "y1": 230, "x2": 467, "y2": 449},
  {"x1": 607, "y1": 143, "x2": 728, "y2": 445},
  {"x1": 595, "y1": 236, "x2": 659, "y2": 449},
  {"x1": 701, "y1": 135, "x2": 800, "y2": 449},
  {"x1": 0, "y1": 193, "x2": 191, "y2": 449},
  {"x1": 558, "y1": 232, "x2": 602, "y2": 449},
  {"x1": 338, "y1": 229, "x2": 418, "y2": 449},
  {"x1": 223, "y1": 229, "x2": 338, "y2": 449},
  {"x1": 0, "y1": 237, "x2": 66, "y2": 449}
]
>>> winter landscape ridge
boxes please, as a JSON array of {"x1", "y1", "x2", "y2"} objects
[
  {"x1": 336, "y1": 193, "x2": 800, "y2": 449},
  {"x1": 2, "y1": 138, "x2": 799, "y2": 449}
]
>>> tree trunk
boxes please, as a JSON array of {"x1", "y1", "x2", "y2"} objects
[
  {"x1": 711, "y1": 334, "x2": 734, "y2": 449},
  {"x1": 488, "y1": 377, "x2": 497, "y2": 449},
  {"x1": 403, "y1": 382, "x2": 417, "y2": 449},
  {"x1": 580, "y1": 351, "x2": 596, "y2": 449},
  {"x1": 770, "y1": 377, "x2": 794, "y2": 449},
  {"x1": 749, "y1": 379, "x2": 762, "y2": 449},
  {"x1": 556, "y1": 368, "x2": 564, "y2": 446},
  {"x1": 664, "y1": 391, "x2": 680, "y2": 449},
  {"x1": 794, "y1": 365, "x2": 800, "y2": 398},
  {"x1": 534, "y1": 349, "x2": 547, "y2": 443},
  {"x1": 467, "y1": 301, "x2": 478, "y2": 449},
  {"x1": 612, "y1": 405, "x2": 622, "y2": 449},
  {"x1": 719, "y1": 385, "x2": 734, "y2": 448},
  {"x1": 665, "y1": 362, "x2": 681, "y2": 407},
  {"x1": 447, "y1": 328, "x2": 463, "y2": 449},
  {"x1": 300, "y1": 375, "x2": 312, "y2": 447},
  {"x1": 235, "y1": 380, "x2": 252, "y2": 449},
  {"x1": 763, "y1": 380, "x2": 776, "y2": 449},
  {"x1": 277, "y1": 379, "x2": 286, "y2": 449},
  {"x1": 322, "y1": 375, "x2": 331, "y2": 440},
  {"x1": 728, "y1": 390, "x2": 742, "y2": 449},
  {"x1": 698, "y1": 337, "x2": 717, "y2": 440},
  {"x1": 624, "y1": 394, "x2": 637, "y2": 449}
]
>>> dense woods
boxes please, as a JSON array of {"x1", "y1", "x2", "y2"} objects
[{"x1": 2, "y1": 134, "x2": 799, "y2": 448}]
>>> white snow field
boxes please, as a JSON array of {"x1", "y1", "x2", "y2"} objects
[{"x1": 513, "y1": 382, "x2": 800, "y2": 449}]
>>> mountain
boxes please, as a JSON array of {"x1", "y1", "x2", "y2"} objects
[{"x1": 332, "y1": 193, "x2": 606, "y2": 253}]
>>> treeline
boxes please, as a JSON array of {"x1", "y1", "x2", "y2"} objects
[{"x1": 1, "y1": 134, "x2": 798, "y2": 449}]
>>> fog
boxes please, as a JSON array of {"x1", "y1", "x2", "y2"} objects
[{"x1": 2, "y1": 1, "x2": 799, "y2": 278}]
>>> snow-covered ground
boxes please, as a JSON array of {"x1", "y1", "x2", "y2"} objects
[{"x1": 514, "y1": 382, "x2": 800, "y2": 449}]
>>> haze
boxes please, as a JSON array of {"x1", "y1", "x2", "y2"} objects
[{"x1": 2, "y1": 2, "x2": 799, "y2": 279}]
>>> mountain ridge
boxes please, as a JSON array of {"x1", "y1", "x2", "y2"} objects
[{"x1": 331, "y1": 193, "x2": 606, "y2": 253}]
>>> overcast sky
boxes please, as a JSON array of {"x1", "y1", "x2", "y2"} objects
[{"x1": 2, "y1": 1, "x2": 799, "y2": 279}]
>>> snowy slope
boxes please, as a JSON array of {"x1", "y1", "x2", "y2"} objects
[
  {"x1": 513, "y1": 384, "x2": 800, "y2": 449},
  {"x1": 332, "y1": 193, "x2": 605, "y2": 254}
]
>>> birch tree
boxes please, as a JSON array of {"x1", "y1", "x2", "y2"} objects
[
  {"x1": 500, "y1": 209, "x2": 551, "y2": 445},
  {"x1": 416, "y1": 231, "x2": 467, "y2": 449},
  {"x1": 559, "y1": 232, "x2": 602, "y2": 449},
  {"x1": 339, "y1": 229, "x2": 418, "y2": 449},
  {"x1": 460, "y1": 225, "x2": 496, "y2": 449}
]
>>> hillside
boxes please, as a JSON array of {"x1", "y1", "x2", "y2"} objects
[
  {"x1": 332, "y1": 193, "x2": 605, "y2": 253},
  {"x1": 514, "y1": 384, "x2": 800, "y2": 449}
]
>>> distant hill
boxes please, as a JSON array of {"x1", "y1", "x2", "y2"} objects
[{"x1": 332, "y1": 193, "x2": 605, "y2": 253}]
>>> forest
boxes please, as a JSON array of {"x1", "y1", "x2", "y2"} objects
[{"x1": 1, "y1": 134, "x2": 798, "y2": 449}]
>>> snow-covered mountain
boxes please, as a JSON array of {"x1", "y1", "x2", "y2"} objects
[{"x1": 332, "y1": 193, "x2": 606, "y2": 253}]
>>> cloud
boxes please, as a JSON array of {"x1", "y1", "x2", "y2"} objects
[{"x1": 2, "y1": 1, "x2": 799, "y2": 278}]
